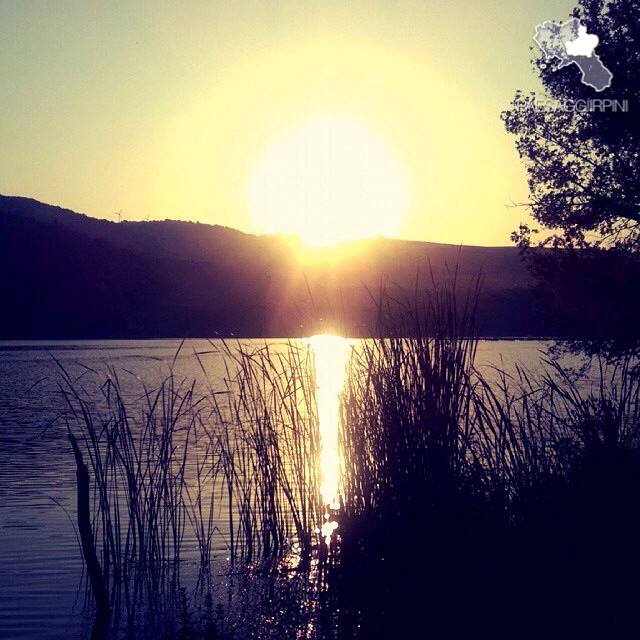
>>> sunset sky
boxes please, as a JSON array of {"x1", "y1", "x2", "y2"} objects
[{"x1": 0, "y1": 1, "x2": 577, "y2": 246}]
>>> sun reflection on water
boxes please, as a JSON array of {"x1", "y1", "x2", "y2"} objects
[{"x1": 305, "y1": 334, "x2": 351, "y2": 545}]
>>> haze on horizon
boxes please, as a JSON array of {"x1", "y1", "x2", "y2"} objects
[{"x1": 0, "y1": 0, "x2": 576, "y2": 247}]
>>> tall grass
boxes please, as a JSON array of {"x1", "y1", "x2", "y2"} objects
[
  {"x1": 59, "y1": 281, "x2": 640, "y2": 638},
  {"x1": 336, "y1": 280, "x2": 640, "y2": 638},
  {"x1": 59, "y1": 339, "x2": 324, "y2": 638},
  {"x1": 203, "y1": 340, "x2": 323, "y2": 567},
  {"x1": 340, "y1": 279, "x2": 479, "y2": 533}
]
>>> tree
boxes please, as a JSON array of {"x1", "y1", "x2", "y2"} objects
[
  {"x1": 502, "y1": 0, "x2": 640, "y2": 251},
  {"x1": 502, "y1": 0, "x2": 640, "y2": 357}
]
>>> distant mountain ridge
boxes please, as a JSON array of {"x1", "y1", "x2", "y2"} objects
[{"x1": 0, "y1": 195, "x2": 549, "y2": 338}]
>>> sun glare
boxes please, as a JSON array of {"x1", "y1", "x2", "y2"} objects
[
  {"x1": 248, "y1": 117, "x2": 409, "y2": 247},
  {"x1": 306, "y1": 333, "x2": 351, "y2": 509}
]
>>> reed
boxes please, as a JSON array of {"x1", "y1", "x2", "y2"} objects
[
  {"x1": 58, "y1": 279, "x2": 640, "y2": 638},
  {"x1": 59, "y1": 339, "x2": 324, "y2": 638},
  {"x1": 336, "y1": 279, "x2": 640, "y2": 638},
  {"x1": 340, "y1": 277, "x2": 480, "y2": 532}
]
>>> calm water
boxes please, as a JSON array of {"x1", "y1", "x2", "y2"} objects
[{"x1": 0, "y1": 339, "x2": 554, "y2": 639}]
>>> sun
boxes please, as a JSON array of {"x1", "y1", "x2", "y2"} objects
[{"x1": 247, "y1": 117, "x2": 410, "y2": 247}]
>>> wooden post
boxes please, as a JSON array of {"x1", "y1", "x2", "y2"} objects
[{"x1": 68, "y1": 431, "x2": 110, "y2": 634}]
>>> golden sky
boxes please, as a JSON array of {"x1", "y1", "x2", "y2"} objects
[{"x1": 0, "y1": 1, "x2": 577, "y2": 246}]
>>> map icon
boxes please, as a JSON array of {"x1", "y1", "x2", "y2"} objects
[{"x1": 534, "y1": 18, "x2": 613, "y2": 91}]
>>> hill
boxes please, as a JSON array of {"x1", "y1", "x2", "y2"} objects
[{"x1": 0, "y1": 195, "x2": 548, "y2": 338}]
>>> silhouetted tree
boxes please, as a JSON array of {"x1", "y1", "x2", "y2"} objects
[
  {"x1": 503, "y1": 0, "x2": 640, "y2": 250},
  {"x1": 502, "y1": 0, "x2": 640, "y2": 355}
]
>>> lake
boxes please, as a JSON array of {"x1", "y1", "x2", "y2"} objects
[{"x1": 0, "y1": 339, "x2": 556, "y2": 639}]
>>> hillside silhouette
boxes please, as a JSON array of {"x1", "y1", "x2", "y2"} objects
[{"x1": 1, "y1": 195, "x2": 548, "y2": 339}]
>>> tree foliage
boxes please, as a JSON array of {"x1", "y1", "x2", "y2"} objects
[{"x1": 502, "y1": 0, "x2": 640, "y2": 250}]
